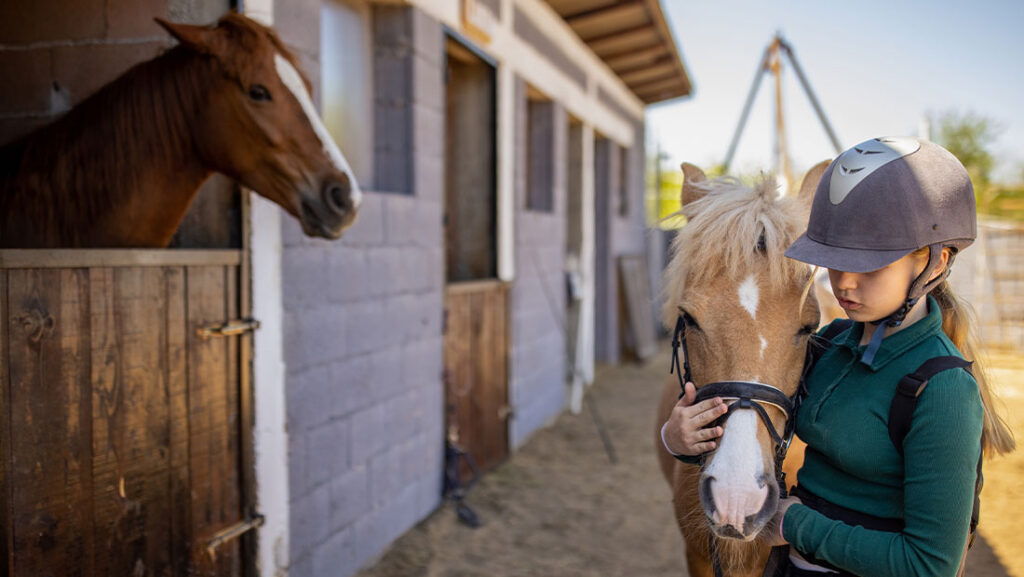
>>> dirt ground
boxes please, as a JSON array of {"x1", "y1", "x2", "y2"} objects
[{"x1": 356, "y1": 346, "x2": 1020, "y2": 577}]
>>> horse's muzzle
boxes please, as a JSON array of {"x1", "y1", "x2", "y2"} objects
[
  {"x1": 300, "y1": 174, "x2": 359, "y2": 239},
  {"x1": 699, "y1": 473, "x2": 779, "y2": 541}
]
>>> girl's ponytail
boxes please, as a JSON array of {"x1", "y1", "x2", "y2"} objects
[{"x1": 932, "y1": 279, "x2": 1016, "y2": 456}]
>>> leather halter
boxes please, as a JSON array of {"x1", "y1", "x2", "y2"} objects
[
  {"x1": 670, "y1": 313, "x2": 811, "y2": 577},
  {"x1": 670, "y1": 314, "x2": 805, "y2": 466}
]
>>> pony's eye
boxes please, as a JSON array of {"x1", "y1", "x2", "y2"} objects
[
  {"x1": 248, "y1": 84, "x2": 272, "y2": 102},
  {"x1": 682, "y1": 311, "x2": 702, "y2": 331},
  {"x1": 797, "y1": 324, "x2": 817, "y2": 337}
]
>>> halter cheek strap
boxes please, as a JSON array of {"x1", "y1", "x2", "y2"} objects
[{"x1": 861, "y1": 244, "x2": 955, "y2": 366}]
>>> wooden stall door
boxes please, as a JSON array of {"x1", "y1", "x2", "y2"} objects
[
  {"x1": 0, "y1": 251, "x2": 252, "y2": 577},
  {"x1": 443, "y1": 281, "x2": 509, "y2": 480}
]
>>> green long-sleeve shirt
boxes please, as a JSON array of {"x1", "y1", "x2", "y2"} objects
[{"x1": 783, "y1": 296, "x2": 983, "y2": 577}]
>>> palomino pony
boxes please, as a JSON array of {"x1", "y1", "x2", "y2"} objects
[
  {"x1": 656, "y1": 162, "x2": 826, "y2": 577},
  {"x1": 0, "y1": 12, "x2": 360, "y2": 248}
]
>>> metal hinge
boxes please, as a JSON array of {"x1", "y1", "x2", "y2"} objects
[
  {"x1": 205, "y1": 513, "x2": 265, "y2": 560},
  {"x1": 197, "y1": 317, "x2": 261, "y2": 339}
]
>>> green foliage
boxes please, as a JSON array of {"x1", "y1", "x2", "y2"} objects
[{"x1": 933, "y1": 110, "x2": 1004, "y2": 212}]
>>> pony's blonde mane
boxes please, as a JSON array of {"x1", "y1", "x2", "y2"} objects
[{"x1": 661, "y1": 174, "x2": 809, "y2": 326}]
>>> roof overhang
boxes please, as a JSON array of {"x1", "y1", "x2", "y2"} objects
[{"x1": 544, "y1": 0, "x2": 692, "y2": 104}]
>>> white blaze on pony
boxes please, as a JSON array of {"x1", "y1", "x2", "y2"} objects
[
  {"x1": 274, "y1": 53, "x2": 363, "y2": 208},
  {"x1": 703, "y1": 410, "x2": 768, "y2": 539},
  {"x1": 738, "y1": 275, "x2": 759, "y2": 320}
]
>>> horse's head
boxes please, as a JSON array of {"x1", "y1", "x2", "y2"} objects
[
  {"x1": 662, "y1": 162, "x2": 826, "y2": 541},
  {"x1": 157, "y1": 13, "x2": 361, "y2": 239}
]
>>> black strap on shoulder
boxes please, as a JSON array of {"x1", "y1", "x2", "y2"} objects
[{"x1": 889, "y1": 356, "x2": 972, "y2": 455}]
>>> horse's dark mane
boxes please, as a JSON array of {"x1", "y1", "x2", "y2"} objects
[
  {"x1": 0, "y1": 45, "x2": 214, "y2": 246},
  {"x1": 0, "y1": 12, "x2": 308, "y2": 247}
]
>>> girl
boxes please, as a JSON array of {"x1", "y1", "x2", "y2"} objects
[{"x1": 662, "y1": 137, "x2": 1015, "y2": 577}]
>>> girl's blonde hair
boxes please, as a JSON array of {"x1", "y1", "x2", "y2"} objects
[{"x1": 919, "y1": 248, "x2": 1016, "y2": 456}]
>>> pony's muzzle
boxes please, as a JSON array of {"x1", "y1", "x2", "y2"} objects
[{"x1": 699, "y1": 473, "x2": 779, "y2": 541}]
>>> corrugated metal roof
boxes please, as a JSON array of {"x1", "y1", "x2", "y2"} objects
[{"x1": 544, "y1": 0, "x2": 691, "y2": 104}]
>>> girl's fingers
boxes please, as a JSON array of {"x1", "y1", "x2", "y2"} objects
[
  {"x1": 696, "y1": 401, "x2": 728, "y2": 425},
  {"x1": 699, "y1": 426, "x2": 723, "y2": 441},
  {"x1": 693, "y1": 441, "x2": 717, "y2": 453}
]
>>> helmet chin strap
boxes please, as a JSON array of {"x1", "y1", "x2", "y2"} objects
[{"x1": 860, "y1": 245, "x2": 954, "y2": 365}]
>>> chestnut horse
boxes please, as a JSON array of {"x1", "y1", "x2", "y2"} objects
[
  {"x1": 0, "y1": 12, "x2": 360, "y2": 248},
  {"x1": 656, "y1": 162, "x2": 826, "y2": 577}
]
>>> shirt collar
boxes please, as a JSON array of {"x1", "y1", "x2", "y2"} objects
[{"x1": 834, "y1": 295, "x2": 944, "y2": 371}]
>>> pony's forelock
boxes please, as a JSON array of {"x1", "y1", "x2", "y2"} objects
[{"x1": 661, "y1": 174, "x2": 809, "y2": 327}]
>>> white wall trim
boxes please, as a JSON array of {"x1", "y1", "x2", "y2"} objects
[{"x1": 244, "y1": 4, "x2": 290, "y2": 577}]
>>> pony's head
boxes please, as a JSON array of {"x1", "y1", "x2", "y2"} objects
[
  {"x1": 662, "y1": 162, "x2": 825, "y2": 541},
  {"x1": 157, "y1": 13, "x2": 361, "y2": 239}
]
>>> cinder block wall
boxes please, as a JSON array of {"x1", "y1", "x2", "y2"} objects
[
  {"x1": 510, "y1": 78, "x2": 569, "y2": 447},
  {"x1": 0, "y1": 0, "x2": 226, "y2": 146},
  {"x1": 275, "y1": 3, "x2": 446, "y2": 576}
]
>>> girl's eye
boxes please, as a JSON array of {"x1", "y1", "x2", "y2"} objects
[{"x1": 248, "y1": 85, "x2": 272, "y2": 101}]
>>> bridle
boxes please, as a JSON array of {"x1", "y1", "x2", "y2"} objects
[
  {"x1": 670, "y1": 313, "x2": 805, "y2": 470},
  {"x1": 670, "y1": 312, "x2": 812, "y2": 577}
]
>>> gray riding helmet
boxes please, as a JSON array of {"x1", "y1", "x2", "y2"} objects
[
  {"x1": 782, "y1": 136, "x2": 974, "y2": 274},
  {"x1": 786, "y1": 136, "x2": 975, "y2": 273},
  {"x1": 786, "y1": 136, "x2": 976, "y2": 364}
]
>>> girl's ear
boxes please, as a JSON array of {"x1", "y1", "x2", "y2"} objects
[
  {"x1": 680, "y1": 162, "x2": 708, "y2": 207},
  {"x1": 928, "y1": 248, "x2": 953, "y2": 283}
]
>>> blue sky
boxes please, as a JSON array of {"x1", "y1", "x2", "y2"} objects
[{"x1": 647, "y1": 1, "x2": 1024, "y2": 183}]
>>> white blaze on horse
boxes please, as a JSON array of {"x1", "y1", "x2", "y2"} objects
[
  {"x1": 0, "y1": 12, "x2": 360, "y2": 248},
  {"x1": 656, "y1": 162, "x2": 827, "y2": 576}
]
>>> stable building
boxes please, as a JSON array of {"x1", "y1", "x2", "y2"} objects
[{"x1": 0, "y1": 0, "x2": 691, "y2": 575}]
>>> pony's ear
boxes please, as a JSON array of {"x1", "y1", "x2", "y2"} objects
[
  {"x1": 156, "y1": 18, "x2": 219, "y2": 55},
  {"x1": 797, "y1": 160, "x2": 830, "y2": 208},
  {"x1": 680, "y1": 162, "x2": 708, "y2": 207}
]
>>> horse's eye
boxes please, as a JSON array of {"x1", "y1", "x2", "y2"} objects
[
  {"x1": 797, "y1": 324, "x2": 817, "y2": 337},
  {"x1": 248, "y1": 84, "x2": 272, "y2": 102},
  {"x1": 682, "y1": 311, "x2": 702, "y2": 331}
]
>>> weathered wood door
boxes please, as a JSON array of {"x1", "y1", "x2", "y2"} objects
[
  {"x1": 0, "y1": 250, "x2": 254, "y2": 577},
  {"x1": 443, "y1": 281, "x2": 509, "y2": 480}
]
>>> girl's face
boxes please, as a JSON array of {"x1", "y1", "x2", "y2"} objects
[{"x1": 828, "y1": 251, "x2": 931, "y2": 323}]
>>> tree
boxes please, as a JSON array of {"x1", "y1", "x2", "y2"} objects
[{"x1": 933, "y1": 110, "x2": 1003, "y2": 211}]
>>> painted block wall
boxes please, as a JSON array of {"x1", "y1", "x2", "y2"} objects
[
  {"x1": 510, "y1": 78, "x2": 569, "y2": 448},
  {"x1": 275, "y1": 4, "x2": 446, "y2": 576}
]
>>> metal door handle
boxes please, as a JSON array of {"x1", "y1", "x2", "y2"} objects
[{"x1": 205, "y1": 514, "x2": 265, "y2": 559}]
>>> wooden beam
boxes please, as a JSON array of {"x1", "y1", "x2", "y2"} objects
[
  {"x1": 605, "y1": 44, "x2": 668, "y2": 72},
  {"x1": 587, "y1": 26, "x2": 659, "y2": 58},
  {"x1": 620, "y1": 61, "x2": 676, "y2": 85},
  {"x1": 567, "y1": 2, "x2": 649, "y2": 41},
  {"x1": 639, "y1": 0, "x2": 692, "y2": 94},
  {"x1": 633, "y1": 77, "x2": 686, "y2": 100},
  {"x1": 549, "y1": 0, "x2": 618, "y2": 18},
  {"x1": 0, "y1": 250, "x2": 242, "y2": 269}
]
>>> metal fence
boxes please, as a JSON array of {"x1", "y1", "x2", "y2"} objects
[{"x1": 949, "y1": 219, "x2": 1024, "y2": 351}]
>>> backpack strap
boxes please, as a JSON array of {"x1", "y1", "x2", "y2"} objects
[{"x1": 888, "y1": 356, "x2": 972, "y2": 455}]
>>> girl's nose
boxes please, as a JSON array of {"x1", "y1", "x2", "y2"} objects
[{"x1": 829, "y1": 270, "x2": 858, "y2": 291}]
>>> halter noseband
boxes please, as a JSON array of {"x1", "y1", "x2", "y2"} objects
[{"x1": 669, "y1": 313, "x2": 806, "y2": 470}]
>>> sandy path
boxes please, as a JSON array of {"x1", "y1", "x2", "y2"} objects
[{"x1": 356, "y1": 346, "x2": 1016, "y2": 577}]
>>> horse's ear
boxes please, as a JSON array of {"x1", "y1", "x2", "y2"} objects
[
  {"x1": 156, "y1": 18, "x2": 219, "y2": 55},
  {"x1": 797, "y1": 159, "x2": 830, "y2": 209},
  {"x1": 680, "y1": 162, "x2": 708, "y2": 207}
]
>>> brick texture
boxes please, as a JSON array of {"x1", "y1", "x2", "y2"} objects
[
  {"x1": 280, "y1": 5, "x2": 446, "y2": 577},
  {"x1": 509, "y1": 77, "x2": 569, "y2": 448}
]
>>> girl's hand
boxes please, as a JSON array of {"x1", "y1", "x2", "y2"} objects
[
  {"x1": 662, "y1": 381, "x2": 728, "y2": 456},
  {"x1": 763, "y1": 496, "x2": 802, "y2": 547}
]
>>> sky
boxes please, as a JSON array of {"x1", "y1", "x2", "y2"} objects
[{"x1": 646, "y1": 0, "x2": 1024, "y2": 184}]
